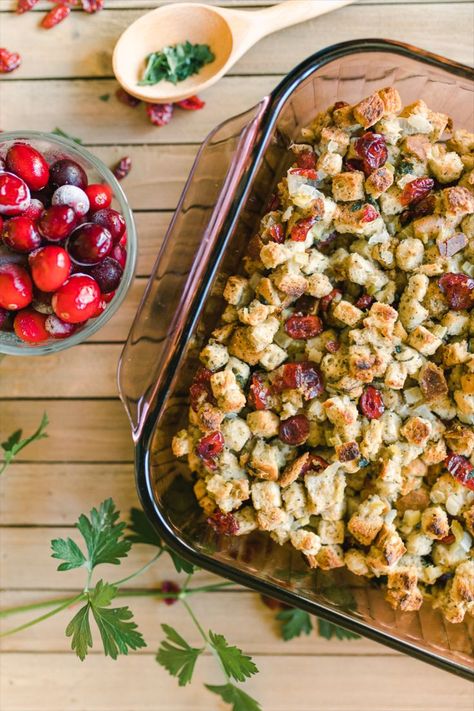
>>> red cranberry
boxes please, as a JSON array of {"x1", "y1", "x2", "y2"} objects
[
  {"x1": 2, "y1": 216, "x2": 41, "y2": 253},
  {"x1": 111, "y1": 243, "x2": 126, "y2": 269},
  {"x1": 41, "y1": 4, "x2": 70, "y2": 29},
  {"x1": 29, "y1": 245, "x2": 71, "y2": 292},
  {"x1": 272, "y1": 361, "x2": 324, "y2": 400},
  {"x1": 400, "y1": 177, "x2": 434, "y2": 206},
  {"x1": 146, "y1": 103, "x2": 174, "y2": 126},
  {"x1": 90, "y1": 208, "x2": 125, "y2": 243},
  {"x1": 85, "y1": 183, "x2": 112, "y2": 212},
  {"x1": 88, "y1": 257, "x2": 123, "y2": 293},
  {"x1": 13, "y1": 308, "x2": 48, "y2": 343},
  {"x1": 400, "y1": 193, "x2": 436, "y2": 225},
  {"x1": 189, "y1": 367, "x2": 214, "y2": 412},
  {"x1": 6, "y1": 143, "x2": 49, "y2": 191},
  {"x1": 445, "y1": 452, "x2": 474, "y2": 491},
  {"x1": 16, "y1": 0, "x2": 39, "y2": 13},
  {"x1": 23, "y1": 198, "x2": 44, "y2": 221},
  {"x1": 248, "y1": 372, "x2": 272, "y2": 410},
  {"x1": 38, "y1": 205, "x2": 77, "y2": 241},
  {"x1": 176, "y1": 95, "x2": 205, "y2": 111},
  {"x1": 67, "y1": 223, "x2": 112, "y2": 265},
  {"x1": 359, "y1": 385, "x2": 385, "y2": 420},
  {"x1": 325, "y1": 340, "x2": 340, "y2": 353},
  {"x1": 279, "y1": 415, "x2": 310, "y2": 445},
  {"x1": 316, "y1": 231, "x2": 338, "y2": 254},
  {"x1": 288, "y1": 167, "x2": 318, "y2": 180},
  {"x1": 82, "y1": 0, "x2": 104, "y2": 12},
  {"x1": 355, "y1": 293, "x2": 375, "y2": 310},
  {"x1": 45, "y1": 313, "x2": 76, "y2": 339},
  {"x1": 50, "y1": 158, "x2": 88, "y2": 191},
  {"x1": 355, "y1": 132, "x2": 388, "y2": 176},
  {"x1": 0, "y1": 48, "x2": 21, "y2": 73},
  {"x1": 92, "y1": 297, "x2": 107, "y2": 318},
  {"x1": 52, "y1": 185, "x2": 90, "y2": 217},
  {"x1": 265, "y1": 193, "x2": 280, "y2": 212},
  {"x1": 195, "y1": 431, "x2": 224, "y2": 469},
  {"x1": 0, "y1": 172, "x2": 30, "y2": 215},
  {"x1": 290, "y1": 215, "x2": 316, "y2": 242},
  {"x1": 207, "y1": 510, "x2": 239, "y2": 535},
  {"x1": 285, "y1": 313, "x2": 323, "y2": 339},
  {"x1": 296, "y1": 151, "x2": 316, "y2": 170},
  {"x1": 438, "y1": 273, "x2": 474, "y2": 311},
  {"x1": 52, "y1": 274, "x2": 101, "y2": 323},
  {"x1": 161, "y1": 580, "x2": 180, "y2": 605},
  {"x1": 0, "y1": 263, "x2": 33, "y2": 309}
]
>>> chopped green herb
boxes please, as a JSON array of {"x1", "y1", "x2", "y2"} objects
[
  {"x1": 350, "y1": 200, "x2": 364, "y2": 212},
  {"x1": 398, "y1": 160, "x2": 414, "y2": 175},
  {"x1": 138, "y1": 41, "x2": 215, "y2": 86},
  {"x1": 99, "y1": 93, "x2": 110, "y2": 102},
  {"x1": 51, "y1": 127, "x2": 83, "y2": 145},
  {"x1": 358, "y1": 457, "x2": 369, "y2": 468},
  {"x1": 395, "y1": 345, "x2": 402, "y2": 353}
]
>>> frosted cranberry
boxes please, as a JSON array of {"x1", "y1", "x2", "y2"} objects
[
  {"x1": 23, "y1": 198, "x2": 44, "y2": 221},
  {"x1": 31, "y1": 290, "x2": 53, "y2": 314},
  {"x1": 0, "y1": 172, "x2": 30, "y2": 215},
  {"x1": 52, "y1": 185, "x2": 90, "y2": 217},
  {"x1": 13, "y1": 308, "x2": 48, "y2": 343},
  {"x1": 0, "y1": 48, "x2": 21, "y2": 73},
  {"x1": 38, "y1": 205, "x2": 77, "y2": 241},
  {"x1": 6, "y1": 143, "x2": 49, "y2": 191},
  {"x1": 290, "y1": 215, "x2": 316, "y2": 242},
  {"x1": 196, "y1": 431, "x2": 224, "y2": 469},
  {"x1": 400, "y1": 177, "x2": 434, "y2": 206},
  {"x1": 52, "y1": 274, "x2": 101, "y2": 323},
  {"x1": 355, "y1": 293, "x2": 374, "y2": 310},
  {"x1": 273, "y1": 361, "x2": 324, "y2": 400},
  {"x1": 29, "y1": 245, "x2": 71, "y2": 292},
  {"x1": 91, "y1": 208, "x2": 125, "y2": 243},
  {"x1": 359, "y1": 385, "x2": 384, "y2": 420},
  {"x1": 176, "y1": 95, "x2": 205, "y2": 111},
  {"x1": 269, "y1": 223, "x2": 284, "y2": 243},
  {"x1": 355, "y1": 132, "x2": 388, "y2": 176},
  {"x1": 0, "y1": 263, "x2": 32, "y2": 309},
  {"x1": 438, "y1": 273, "x2": 474, "y2": 311},
  {"x1": 50, "y1": 158, "x2": 87, "y2": 191},
  {"x1": 45, "y1": 313, "x2": 76, "y2": 339},
  {"x1": 445, "y1": 452, "x2": 474, "y2": 491},
  {"x1": 189, "y1": 367, "x2": 214, "y2": 412},
  {"x1": 67, "y1": 223, "x2": 112, "y2": 265},
  {"x1": 111, "y1": 243, "x2": 126, "y2": 268},
  {"x1": 207, "y1": 510, "x2": 239, "y2": 536},
  {"x1": 146, "y1": 103, "x2": 174, "y2": 126},
  {"x1": 2, "y1": 216, "x2": 41, "y2": 253},
  {"x1": 296, "y1": 150, "x2": 316, "y2": 170},
  {"x1": 88, "y1": 257, "x2": 123, "y2": 293},
  {"x1": 248, "y1": 372, "x2": 272, "y2": 410},
  {"x1": 279, "y1": 415, "x2": 310, "y2": 445},
  {"x1": 285, "y1": 314, "x2": 323, "y2": 340},
  {"x1": 85, "y1": 183, "x2": 112, "y2": 212}
]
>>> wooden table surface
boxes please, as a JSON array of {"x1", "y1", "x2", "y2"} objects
[{"x1": 0, "y1": 1, "x2": 473, "y2": 709}]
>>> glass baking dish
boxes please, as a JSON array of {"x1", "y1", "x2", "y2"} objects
[{"x1": 118, "y1": 39, "x2": 474, "y2": 680}]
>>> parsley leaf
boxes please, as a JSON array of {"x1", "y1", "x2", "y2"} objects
[
  {"x1": 317, "y1": 619, "x2": 360, "y2": 641},
  {"x1": 99, "y1": 93, "x2": 110, "y2": 102},
  {"x1": 51, "y1": 127, "x2": 83, "y2": 145},
  {"x1": 127, "y1": 507, "x2": 195, "y2": 575},
  {"x1": 50, "y1": 537, "x2": 86, "y2": 571},
  {"x1": 138, "y1": 41, "x2": 215, "y2": 86},
  {"x1": 276, "y1": 608, "x2": 313, "y2": 641},
  {"x1": 208, "y1": 631, "x2": 258, "y2": 683},
  {"x1": 156, "y1": 624, "x2": 203, "y2": 686},
  {"x1": 206, "y1": 683, "x2": 262, "y2": 711},
  {"x1": 398, "y1": 159, "x2": 414, "y2": 175},
  {"x1": 66, "y1": 581, "x2": 146, "y2": 661},
  {"x1": 0, "y1": 412, "x2": 48, "y2": 475}
]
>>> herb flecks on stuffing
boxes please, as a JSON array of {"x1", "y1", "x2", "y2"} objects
[{"x1": 173, "y1": 88, "x2": 474, "y2": 624}]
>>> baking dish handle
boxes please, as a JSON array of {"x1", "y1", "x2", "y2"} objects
[{"x1": 118, "y1": 98, "x2": 270, "y2": 441}]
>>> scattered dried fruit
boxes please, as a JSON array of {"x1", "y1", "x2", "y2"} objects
[
  {"x1": 146, "y1": 102, "x2": 174, "y2": 127},
  {"x1": 41, "y1": 4, "x2": 71, "y2": 29},
  {"x1": 438, "y1": 272, "x2": 474, "y2": 311},
  {"x1": 112, "y1": 156, "x2": 132, "y2": 181},
  {"x1": 0, "y1": 48, "x2": 21, "y2": 74},
  {"x1": 355, "y1": 132, "x2": 388, "y2": 176},
  {"x1": 359, "y1": 385, "x2": 385, "y2": 420},
  {"x1": 400, "y1": 176, "x2": 434, "y2": 206},
  {"x1": 248, "y1": 372, "x2": 272, "y2": 411},
  {"x1": 176, "y1": 95, "x2": 205, "y2": 111},
  {"x1": 279, "y1": 414, "x2": 310, "y2": 445},
  {"x1": 445, "y1": 452, "x2": 474, "y2": 491},
  {"x1": 16, "y1": 0, "x2": 39, "y2": 13},
  {"x1": 284, "y1": 313, "x2": 323, "y2": 340},
  {"x1": 207, "y1": 510, "x2": 239, "y2": 535}
]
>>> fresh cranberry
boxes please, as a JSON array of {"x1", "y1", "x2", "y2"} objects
[
  {"x1": 269, "y1": 223, "x2": 285, "y2": 243},
  {"x1": 52, "y1": 185, "x2": 90, "y2": 217},
  {"x1": 6, "y1": 143, "x2": 49, "y2": 191},
  {"x1": 92, "y1": 297, "x2": 107, "y2": 318},
  {"x1": 85, "y1": 183, "x2": 112, "y2": 212},
  {"x1": 23, "y1": 199, "x2": 44, "y2": 221},
  {"x1": 0, "y1": 263, "x2": 33, "y2": 309},
  {"x1": 359, "y1": 385, "x2": 385, "y2": 420},
  {"x1": 50, "y1": 159, "x2": 88, "y2": 191},
  {"x1": 195, "y1": 431, "x2": 224, "y2": 469},
  {"x1": 445, "y1": 452, "x2": 474, "y2": 491},
  {"x1": 0, "y1": 48, "x2": 21, "y2": 73},
  {"x1": 248, "y1": 372, "x2": 272, "y2": 410},
  {"x1": 115, "y1": 88, "x2": 141, "y2": 108},
  {"x1": 41, "y1": 4, "x2": 70, "y2": 28},
  {"x1": 320, "y1": 288, "x2": 341, "y2": 313},
  {"x1": 112, "y1": 157, "x2": 131, "y2": 181},
  {"x1": 272, "y1": 362, "x2": 324, "y2": 400},
  {"x1": 290, "y1": 215, "x2": 316, "y2": 242},
  {"x1": 38, "y1": 204, "x2": 77, "y2": 241},
  {"x1": 16, "y1": 0, "x2": 39, "y2": 12},
  {"x1": 176, "y1": 95, "x2": 205, "y2": 111},
  {"x1": 146, "y1": 103, "x2": 174, "y2": 126},
  {"x1": 88, "y1": 257, "x2": 123, "y2": 293},
  {"x1": 0, "y1": 158, "x2": 5, "y2": 172},
  {"x1": 44, "y1": 313, "x2": 76, "y2": 339},
  {"x1": 90, "y1": 208, "x2": 125, "y2": 243},
  {"x1": 29, "y1": 245, "x2": 71, "y2": 292},
  {"x1": 288, "y1": 167, "x2": 318, "y2": 180},
  {"x1": 31, "y1": 183, "x2": 54, "y2": 208},
  {"x1": 325, "y1": 339, "x2": 340, "y2": 353},
  {"x1": 355, "y1": 132, "x2": 388, "y2": 176},
  {"x1": 2, "y1": 216, "x2": 41, "y2": 253},
  {"x1": 67, "y1": 223, "x2": 113, "y2": 265},
  {"x1": 279, "y1": 414, "x2": 310, "y2": 445},
  {"x1": 438, "y1": 273, "x2": 474, "y2": 311},
  {"x1": 102, "y1": 290, "x2": 115, "y2": 303},
  {"x1": 82, "y1": 0, "x2": 104, "y2": 12},
  {"x1": 111, "y1": 243, "x2": 126, "y2": 268},
  {"x1": 0, "y1": 172, "x2": 30, "y2": 215},
  {"x1": 355, "y1": 293, "x2": 375, "y2": 310},
  {"x1": 13, "y1": 308, "x2": 48, "y2": 343},
  {"x1": 361, "y1": 204, "x2": 379, "y2": 222},
  {"x1": 296, "y1": 151, "x2": 316, "y2": 170},
  {"x1": 189, "y1": 367, "x2": 214, "y2": 412},
  {"x1": 52, "y1": 273, "x2": 101, "y2": 323},
  {"x1": 285, "y1": 313, "x2": 323, "y2": 340},
  {"x1": 400, "y1": 177, "x2": 434, "y2": 206},
  {"x1": 207, "y1": 510, "x2": 239, "y2": 536}
]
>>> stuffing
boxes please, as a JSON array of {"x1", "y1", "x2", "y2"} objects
[
  {"x1": 400, "y1": 416, "x2": 432, "y2": 447},
  {"x1": 378, "y1": 87, "x2": 402, "y2": 116},
  {"x1": 251, "y1": 480, "x2": 282, "y2": 511},
  {"x1": 211, "y1": 370, "x2": 246, "y2": 413},
  {"x1": 172, "y1": 430, "x2": 190, "y2": 458},
  {"x1": 365, "y1": 166, "x2": 394, "y2": 198},
  {"x1": 428, "y1": 145, "x2": 464, "y2": 184},
  {"x1": 353, "y1": 92, "x2": 385, "y2": 128},
  {"x1": 312, "y1": 544, "x2": 345, "y2": 570},
  {"x1": 367, "y1": 525, "x2": 407, "y2": 574},
  {"x1": 348, "y1": 495, "x2": 388, "y2": 545},
  {"x1": 247, "y1": 410, "x2": 280, "y2": 438},
  {"x1": 332, "y1": 171, "x2": 365, "y2": 202},
  {"x1": 305, "y1": 466, "x2": 346, "y2": 520},
  {"x1": 200, "y1": 340, "x2": 229, "y2": 371},
  {"x1": 290, "y1": 528, "x2": 321, "y2": 555},
  {"x1": 317, "y1": 150, "x2": 343, "y2": 176},
  {"x1": 333, "y1": 299, "x2": 364, "y2": 327},
  {"x1": 248, "y1": 440, "x2": 283, "y2": 481},
  {"x1": 223, "y1": 275, "x2": 252, "y2": 306},
  {"x1": 386, "y1": 566, "x2": 423, "y2": 612},
  {"x1": 421, "y1": 506, "x2": 450, "y2": 540},
  {"x1": 221, "y1": 417, "x2": 251, "y2": 452},
  {"x1": 395, "y1": 237, "x2": 424, "y2": 271}
]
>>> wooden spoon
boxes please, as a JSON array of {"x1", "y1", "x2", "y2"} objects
[{"x1": 113, "y1": 0, "x2": 354, "y2": 104}]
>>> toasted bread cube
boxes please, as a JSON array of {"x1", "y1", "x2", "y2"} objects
[
  {"x1": 442, "y1": 186, "x2": 474, "y2": 217},
  {"x1": 224, "y1": 275, "x2": 252, "y2": 306},
  {"x1": 251, "y1": 480, "x2": 281, "y2": 511},
  {"x1": 378, "y1": 87, "x2": 402, "y2": 116},
  {"x1": 353, "y1": 92, "x2": 385, "y2": 128},
  {"x1": 258, "y1": 343, "x2": 287, "y2": 371},
  {"x1": 318, "y1": 519, "x2": 345, "y2": 545},
  {"x1": 317, "y1": 150, "x2": 343, "y2": 176},
  {"x1": 320, "y1": 126, "x2": 350, "y2": 155},
  {"x1": 421, "y1": 506, "x2": 450, "y2": 540},
  {"x1": 257, "y1": 507, "x2": 289, "y2": 531},
  {"x1": 429, "y1": 145, "x2": 464, "y2": 184},
  {"x1": 395, "y1": 237, "x2": 424, "y2": 272},
  {"x1": 200, "y1": 340, "x2": 229, "y2": 371},
  {"x1": 221, "y1": 417, "x2": 251, "y2": 452},
  {"x1": 365, "y1": 166, "x2": 394, "y2": 198},
  {"x1": 447, "y1": 128, "x2": 474, "y2": 155},
  {"x1": 313, "y1": 544, "x2": 345, "y2": 570},
  {"x1": 172, "y1": 430, "x2": 190, "y2": 457},
  {"x1": 290, "y1": 528, "x2": 321, "y2": 555},
  {"x1": 247, "y1": 410, "x2": 279, "y2": 438},
  {"x1": 386, "y1": 567, "x2": 423, "y2": 612},
  {"x1": 407, "y1": 325, "x2": 443, "y2": 356},
  {"x1": 333, "y1": 299, "x2": 364, "y2": 327},
  {"x1": 233, "y1": 506, "x2": 258, "y2": 535},
  {"x1": 401, "y1": 416, "x2": 432, "y2": 447},
  {"x1": 332, "y1": 171, "x2": 365, "y2": 202}
]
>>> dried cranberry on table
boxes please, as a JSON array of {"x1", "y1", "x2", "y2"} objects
[
  {"x1": 6, "y1": 143, "x2": 49, "y2": 191},
  {"x1": 355, "y1": 132, "x2": 388, "y2": 176},
  {"x1": 115, "y1": 88, "x2": 142, "y2": 108},
  {"x1": 284, "y1": 313, "x2": 323, "y2": 339},
  {"x1": 279, "y1": 414, "x2": 310, "y2": 445},
  {"x1": 81, "y1": 0, "x2": 104, "y2": 12},
  {"x1": 359, "y1": 385, "x2": 385, "y2": 420},
  {"x1": 112, "y1": 157, "x2": 132, "y2": 181},
  {"x1": 399, "y1": 177, "x2": 434, "y2": 206},
  {"x1": 207, "y1": 510, "x2": 239, "y2": 536},
  {"x1": 161, "y1": 581, "x2": 180, "y2": 605},
  {"x1": 146, "y1": 103, "x2": 174, "y2": 127},
  {"x1": 248, "y1": 372, "x2": 272, "y2": 410},
  {"x1": 0, "y1": 48, "x2": 22, "y2": 73},
  {"x1": 438, "y1": 273, "x2": 474, "y2": 311},
  {"x1": 195, "y1": 431, "x2": 224, "y2": 469},
  {"x1": 445, "y1": 452, "x2": 474, "y2": 491},
  {"x1": 176, "y1": 96, "x2": 205, "y2": 111},
  {"x1": 16, "y1": 0, "x2": 39, "y2": 13},
  {"x1": 41, "y1": 4, "x2": 71, "y2": 29}
]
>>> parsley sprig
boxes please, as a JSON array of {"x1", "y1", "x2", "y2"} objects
[
  {"x1": 0, "y1": 413, "x2": 49, "y2": 475},
  {"x1": 139, "y1": 41, "x2": 215, "y2": 86},
  {"x1": 276, "y1": 607, "x2": 360, "y2": 642}
]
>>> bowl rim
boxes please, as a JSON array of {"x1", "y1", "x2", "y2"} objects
[
  {"x1": 133, "y1": 38, "x2": 474, "y2": 680},
  {"x1": 0, "y1": 130, "x2": 137, "y2": 355}
]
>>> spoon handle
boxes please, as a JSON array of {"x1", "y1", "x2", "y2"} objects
[{"x1": 252, "y1": 0, "x2": 354, "y2": 38}]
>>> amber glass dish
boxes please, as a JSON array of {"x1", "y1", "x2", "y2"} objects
[{"x1": 119, "y1": 39, "x2": 474, "y2": 680}]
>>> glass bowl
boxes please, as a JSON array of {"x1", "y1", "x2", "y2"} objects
[
  {"x1": 118, "y1": 40, "x2": 474, "y2": 679},
  {"x1": 0, "y1": 131, "x2": 137, "y2": 356}
]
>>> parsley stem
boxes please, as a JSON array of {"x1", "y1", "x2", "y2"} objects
[
  {"x1": 0, "y1": 593, "x2": 85, "y2": 638},
  {"x1": 185, "y1": 582, "x2": 235, "y2": 595},
  {"x1": 0, "y1": 595, "x2": 79, "y2": 618},
  {"x1": 181, "y1": 598, "x2": 209, "y2": 645},
  {"x1": 111, "y1": 550, "x2": 163, "y2": 587}
]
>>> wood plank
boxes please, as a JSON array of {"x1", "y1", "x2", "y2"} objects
[
  {"x1": 88, "y1": 277, "x2": 144, "y2": 342},
  {"x1": 0, "y1": 590, "x2": 385, "y2": 655},
  {"x1": 0, "y1": 653, "x2": 471, "y2": 711},
  {"x1": 134, "y1": 211, "x2": 171, "y2": 275},
  {"x1": 2, "y1": 3, "x2": 472, "y2": 79}
]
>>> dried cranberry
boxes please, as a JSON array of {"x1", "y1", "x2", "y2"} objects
[
  {"x1": 41, "y1": 4, "x2": 70, "y2": 28},
  {"x1": 288, "y1": 168, "x2": 318, "y2": 180},
  {"x1": 273, "y1": 361, "x2": 324, "y2": 400},
  {"x1": 400, "y1": 177, "x2": 434, "y2": 206},
  {"x1": 290, "y1": 216, "x2": 316, "y2": 242},
  {"x1": 438, "y1": 273, "x2": 474, "y2": 311},
  {"x1": 355, "y1": 293, "x2": 375, "y2": 310},
  {"x1": 355, "y1": 132, "x2": 388, "y2": 176},
  {"x1": 176, "y1": 95, "x2": 205, "y2": 111},
  {"x1": 320, "y1": 288, "x2": 341, "y2": 313},
  {"x1": 359, "y1": 385, "x2": 385, "y2": 420},
  {"x1": 248, "y1": 372, "x2": 272, "y2": 410},
  {"x1": 146, "y1": 103, "x2": 174, "y2": 126},
  {"x1": 333, "y1": 101, "x2": 349, "y2": 111},
  {"x1": 361, "y1": 204, "x2": 379, "y2": 223},
  {"x1": 112, "y1": 157, "x2": 131, "y2": 181},
  {"x1": 440, "y1": 533, "x2": 456, "y2": 545},
  {"x1": 0, "y1": 48, "x2": 21, "y2": 73},
  {"x1": 279, "y1": 414, "x2": 310, "y2": 445},
  {"x1": 115, "y1": 88, "x2": 141, "y2": 107},
  {"x1": 269, "y1": 223, "x2": 284, "y2": 243},
  {"x1": 445, "y1": 452, "x2": 474, "y2": 491},
  {"x1": 302, "y1": 453, "x2": 329, "y2": 475},
  {"x1": 325, "y1": 339, "x2": 340, "y2": 353},
  {"x1": 161, "y1": 580, "x2": 180, "y2": 605},
  {"x1": 345, "y1": 158, "x2": 364, "y2": 172},
  {"x1": 16, "y1": 0, "x2": 39, "y2": 12},
  {"x1": 399, "y1": 193, "x2": 436, "y2": 226},
  {"x1": 316, "y1": 231, "x2": 338, "y2": 254},
  {"x1": 207, "y1": 510, "x2": 239, "y2": 536},
  {"x1": 284, "y1": 313, "x2": 323, "y2": 339},
  {"x1": 296, "y1": 151, "x2": 316, "y2": 170},
  {"x1": 82, "y1": 0, "x2": 104, "y2": 12},
  {"x1": 189, "y1": 367, "x2": 214, "y2": 410}
]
